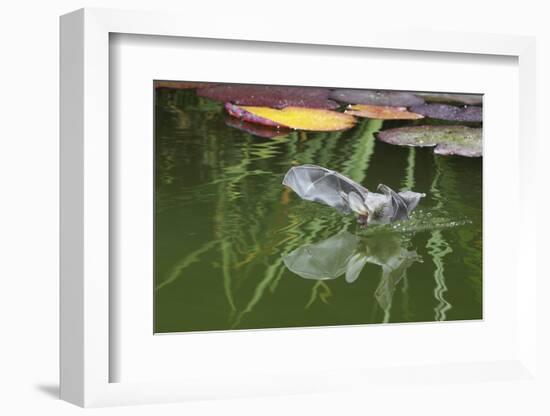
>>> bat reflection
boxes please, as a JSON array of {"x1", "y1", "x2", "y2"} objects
[
  {"x1": 283, "y1": 230, "x2": 421, "y2": 311},
  {"x1": 283, "y1": 165, "x2": 425, "y2": 226}
]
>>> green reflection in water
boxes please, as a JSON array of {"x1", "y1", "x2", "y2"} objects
[{"x1": 154, "y1": 88, "x2": 482, "y2": 333}]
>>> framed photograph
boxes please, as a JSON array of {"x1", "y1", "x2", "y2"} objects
[{"x1": 60, "y1": 8, "x2": 541, "y2": 408}]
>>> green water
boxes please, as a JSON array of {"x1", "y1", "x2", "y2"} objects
[{"x1": 154, "y1": 88, "x2": 482, "y2": 333}]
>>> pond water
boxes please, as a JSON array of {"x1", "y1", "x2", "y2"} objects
[{"x1": 154, "y1": 88, "x2": 482, "y2": 333}]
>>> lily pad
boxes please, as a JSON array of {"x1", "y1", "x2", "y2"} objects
[
  {"x1": 225, "y1": 103, "x2": 356, "y2": 132},
  {"x1": 224, "y1": 116, "x2": 290, "y2": 138},
  {"x1": 409, "y1": 103, "x2": 482, "y2": 122},
  {"x1": 415, "y1": 92, "x2": 482, "y2": 105},
  {"x1": 344, "y1": 104, "x2": 424, "y2": 120},
  {"x1": 197, "y1": 84, "x2": 338, "y2": 109},
  {"x1": 329, "y1": 89, "x2": 425, "y2": 107},
  {"x1": 377, "y1": 125, "x2": 482, "y2": 157},
  {"x1": 154, "y1": 80, "x2": 217, "y2": 89}
]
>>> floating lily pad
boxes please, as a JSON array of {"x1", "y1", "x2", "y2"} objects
[
  {"x1": 225, "y1": 103, "x2": 356, "y2": 131},
  {"x1": 197, "y1": 84, "x2": 338, "y2": 109},
  {"x1": 377, "y1": 126, "x2": 482, "y2": 157},
  {"x1": 225, "y1": 103, "x2": 280, "y2": 127},
  {"x1": 329, "y1": 89, "x2": 425, "y2": 107},
  {"x1": 409, "y1": 103, "x2": 482, "y2": 122},
  {"x1": 415, "y1": 92, "x2": 482, "y2": 105},
  {"x1": 432, "y1": 141, "x2": 482, "y2": 157},
  {"x1": 154, "y1": 80, "x2": 217, "y2": 89},
  {"x1": 224, "y1": 116, "x2": 290, "y2": 138},
  {"x1": 344, "y1": 104, "x2": 424, "y2": 120}
]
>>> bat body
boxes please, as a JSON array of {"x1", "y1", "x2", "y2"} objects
[{"x1": 282, "y1": 165, "x2": 425, "y2": 225}]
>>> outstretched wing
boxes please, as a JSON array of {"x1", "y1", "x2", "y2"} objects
[
  {"x1": 397, "y1": 191, "x2": 425, "y2": 215},
  {"x1": 282, "y1": 165, "x2": 368, "y2": 213},
  {"x1": 283, "y1": 231, "x2": 359, "y2": 280},
  {"x1": 377, "y1": 184, "x2": 409, "y2": 221}
]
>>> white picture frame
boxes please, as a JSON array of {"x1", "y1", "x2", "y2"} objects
[{"x1": 60, "y1": 7, "x2": 541, "y2": 408}]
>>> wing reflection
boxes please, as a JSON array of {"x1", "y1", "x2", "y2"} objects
[{"x1": 283, "y1": 230, "x2": 421, "y2": 314}]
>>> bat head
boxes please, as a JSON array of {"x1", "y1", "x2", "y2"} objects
[
  {"x1": 357, "y1": 214, "x2": 369, "y2": 226},
  {"x1": 345, "y1": 191, "x2": 374, "y2": 225}
]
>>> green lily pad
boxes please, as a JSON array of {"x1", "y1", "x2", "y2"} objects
[
  {"x1": 329, "y1": 89, "x2": 425, "y2": 106},
  {"x1": 415, "y1": 92, "x2": 482, "y2": 105},
  {"x1": 376, "y1": 126, "x2": 482, "y2": 157},
  {"x1": 410, "y1": 103, "x2": 482, "y2": 122}
]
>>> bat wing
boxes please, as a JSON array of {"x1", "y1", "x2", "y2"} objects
[
  {"x1": 377, "y1": 184, "x2": 409, "y2": 221},
  {"x1": 283, "y1": 165, "x2": 369, "y2": 213},
  {"x1": 283, "y1": 231, "x2": 359, "y2": 280},
  {"x1": 397, "y1": 191, "x2": 425, "y2": 215}
]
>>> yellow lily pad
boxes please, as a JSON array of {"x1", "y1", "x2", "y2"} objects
[
  {"x1": 345, "y1": 104, "x2": 424, "y2": 120},
  {"x1": 226, "y1": 104, "x2": 356, "y2": 132}
]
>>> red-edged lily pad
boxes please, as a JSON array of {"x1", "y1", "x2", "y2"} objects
[
  {"x1": 409, "y1": 103, "x2": 482, "y2": 122},
  {"x1": 377, "y1": 125, "x2": 482, "y2": 157},
  {"x1": 344, "y1": 104, "x2": 424, "y2": 120},
  {"x1": 329, "y1": 89, "x2": 425, "y2": 107},
  {"x1": 197, "y1": 84, "x2": 338, "y2": 109},
  {"x1": 224, "y1": 116, "x2": 290, "y2": 138},
  {"x1": 225, "y1": 103, "x2": 356, "y2": 132}
]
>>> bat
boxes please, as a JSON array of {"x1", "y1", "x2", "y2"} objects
[
  {"x1": 282, "y1": 164, "x2": 425, "y2": 225},
  {"x1": 283, "y1": 230, "x2": 421, "y2": 309}
]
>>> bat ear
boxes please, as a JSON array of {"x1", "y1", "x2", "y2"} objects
[
  {"x1": 347, "y1": 191, "x2": 369, "y2": 216},
  {"x1": 377, "y1": 183, "x2": 394, "y2": 195}
]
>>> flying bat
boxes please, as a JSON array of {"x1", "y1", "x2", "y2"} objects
[{"x1": 282, "y1": 164, "x2": 425, "y2": 225}]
